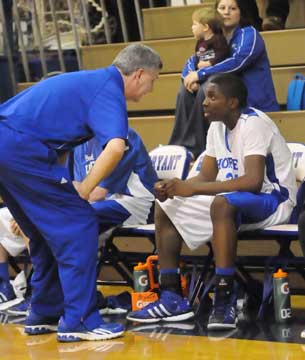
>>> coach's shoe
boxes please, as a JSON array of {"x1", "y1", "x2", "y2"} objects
[
  {"x1": 57, "y1": 318, "x2": 125, "y2": 342},
  {"x1": 24, "y1": 310, "x2": 59, "y2": 335},
  {"x1": 126, "y1": 290, "x2": 194, "y2": 323},
  {"x1": 0, "y1": 280, "x2": 23, "y2": 311},
  {"x1": 207, "y1": 288, "x2": 238, "y2": 330},
  {"x1": 7, "y1": 295, "x2": 31, "y2": 316}
]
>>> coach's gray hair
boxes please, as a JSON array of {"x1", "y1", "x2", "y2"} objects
[{"x1": 112, "y1": 44, "x2": 163, "y2": 75}]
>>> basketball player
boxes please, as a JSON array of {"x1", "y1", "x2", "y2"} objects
[
  {"x1": 74, "y1": 127, "x2": 157, "y2": 230},
  {"x1": 127, "y1": 73, "x2": 297, "y2": 330},
  {"x1": 0, "y1": 44, "x2": 162, "y2": 342}
]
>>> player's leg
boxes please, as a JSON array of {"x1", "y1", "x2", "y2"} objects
[
  {"x1": 127, "y1": 202, "x2": 194, "y2": 323},
  {"x1": 93, "y1": 199, "x2": 131, "y2": 230},
  {"x1": 208, "y1": 191, "x2": 293, "y2": 330},
  {"x1": 208, "y1": 195, "x2": 238, "y2": 330},
  {"x1": 0, "y1": 207, "x2": 29, "y2": 310},
  {"x1": 298, "y1": 209, "x2": 305, "y2": 257}
]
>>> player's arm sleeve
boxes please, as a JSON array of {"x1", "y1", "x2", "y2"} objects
[
  {"x1": 197, "y1": 27, "x2": 265, "y2": 81},
  {"x1": 205, "y1": 124, "x2": 216, "y2": 158},
  {"x1": 88, "y1": 83, "x2": 128, "y2": 146},
  {"x1": 242, "y1": 117, "x2": 273, "y2": 157}
]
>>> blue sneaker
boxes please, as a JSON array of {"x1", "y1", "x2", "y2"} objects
[
  {"x1": 7, "y1": 296, "x2": 31, "y2": 316},
  {"x1": 207, "y1": 289, "x2": 238, "y2": 330},
  {"x1": 24, "y1": 310, "x2": 59, "y2": 335},
  {"x1": 0, "y1": 280, "x2": 23, "y2": 311},
  {"x1": 126, "y1": 290, "x2": 194, "y2": 323},
  {"x1": 57, "y1": 318, "x2": 125, "y2": 342},
  {"x1": 100, "y1": 291, "x2": 131, "y2": 315}
]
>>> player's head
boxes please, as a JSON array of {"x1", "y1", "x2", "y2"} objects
[
  {"x1": 113, "y1": 44, "x2": 163, "y2": 102},
  {"x1": 203, "y1": 73, "x2": 247, "y2": 123},
  {"x1": 192, "y1": 8, "x2": 223, "y2": 38}
]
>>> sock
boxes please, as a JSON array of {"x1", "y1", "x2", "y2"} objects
[
  {"x1": 0, "y1": 262, "x2": 10, "y2": 282},
  {"x1": 215, "y1": 274, "x2": 234, "y2": 298},
  {"x1": 215, "y1": 267, "x2": 235, "y2": 277},
  {"x1": 159, "y1": 268, "x2": 182, "y2": 296}
]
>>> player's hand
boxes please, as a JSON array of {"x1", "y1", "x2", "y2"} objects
[
  {"x1": 10, "y1": 219, "x2": 22, "y2": 237},
  {"x1": 184, "y1": 72, "x2": 199, "y2": 92},
  {"x1": 73, "y1": 181, "x2": 90, "y2": 201},
  {"x1": 163, "y1": 178, "x2": 194, "y2": 198},
  {"x1": 154, "y1": 181, "x2": 168, "y2": 202}
]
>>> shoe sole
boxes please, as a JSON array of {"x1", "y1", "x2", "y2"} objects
[
  {"x1": 25, "y1": 324, "x2": 58, "y2": 335},
  {"x1": 57, "y1": 330, "x2": 124, "y2": 342},
  {"x1": 207, "y1": 318, "x2": 238, "y2": 331},
  {"x1": 127, "y1": 311, "x2": 195, "y2": 324},
  {"x1": 7, "y1": 309, "x2": 29, "y2": 316},
  {"x1": 99, "y1": 308, "x2": 128, "y2": 315},
  {"x1": 0, "y1": 297, "x2": 24, "y2": 311}
]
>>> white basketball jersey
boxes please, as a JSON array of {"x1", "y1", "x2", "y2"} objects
[{"x1": 206, "y1": 108, "x2": 297, "y2": 205}]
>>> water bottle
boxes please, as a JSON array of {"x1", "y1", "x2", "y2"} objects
[
  {"x1": 273, "y1": 268, "x2": 292, "y2": 323},
  {"x1": 133, "y1": 262, "x2": 150, "y2": 292}
]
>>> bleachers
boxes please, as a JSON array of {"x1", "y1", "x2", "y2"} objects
[{"x1": 129, "y1": 111, "x2": 305, "y2": 152}]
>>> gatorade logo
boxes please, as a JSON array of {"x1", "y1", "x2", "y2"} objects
[
  {"x1": 136, "y1": 300, "x2": 151, "y2": 308},
  {"x1": 281, "y1": 282, "x2": 290, "y2": 295},
  {"x1": 138, "y1": 275, "x2": 148, "y2": 287}
]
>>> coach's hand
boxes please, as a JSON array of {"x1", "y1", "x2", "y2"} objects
[
  {"x1": 73, "y1": 181, "x2": 90, "y2": 201},
  {"x1": 88, "y1": 186, "x2": 108, "y2": 202},
  {"x1": 164, "y1": 178, "x2": 194, "y2": 198}
]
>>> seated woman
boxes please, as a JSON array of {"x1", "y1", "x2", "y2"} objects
[{"x1": 169, "y1": 0, "x2": 279, "y2": 158}]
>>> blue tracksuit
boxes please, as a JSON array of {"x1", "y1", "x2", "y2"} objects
[
  {"x1": 74, "y1": 128, "x2": 158, "y2": 228},
  {"x1": 182, "y1": 26, "x2": 279, "y2": 112},
  {"x1": 0, "y1": 65, "x2": 128, "y2": 330}
]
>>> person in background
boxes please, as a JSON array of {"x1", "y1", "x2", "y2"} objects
[
  {"x1": 169, "y1": 0, "x2": 279, "y2": 159},
  {"x1": 262, "y1": 0, "x2": 290, "y2": 31},
  {"x1": 169, "y1": 7, "x2": 229, "y2": 158}
]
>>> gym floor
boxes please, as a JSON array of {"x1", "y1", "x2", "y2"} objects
[{"x1": 1, "y1": 286, "x2": 305, "y2": 359}]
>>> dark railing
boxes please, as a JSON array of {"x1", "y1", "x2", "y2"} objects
[{"x1": 0, "y1": 0, "x2": 207, "y2": 101}]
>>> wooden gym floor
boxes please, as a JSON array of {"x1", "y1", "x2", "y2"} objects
[{"x1": 1, "y1": 286, "x2": 305, "y2": 360}]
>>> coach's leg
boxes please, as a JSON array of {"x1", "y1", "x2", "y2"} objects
[
  {"x1": 0, "y1": 183, "x2": 64, "y2": 317},
  {"x1": 208, "y1": 195, "x2": 238, "y2": 330}
]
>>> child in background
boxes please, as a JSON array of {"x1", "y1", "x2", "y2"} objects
[
  {"x1": 181, "y1": 7, "x2": 229, "y2": 93},
  {"x1": 169, "y1": 7, "x2": 229, "y2": 156}
]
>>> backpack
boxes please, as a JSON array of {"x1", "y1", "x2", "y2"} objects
[{"x1": 287, "y1": 74, "x2": 305, "y2": 110}]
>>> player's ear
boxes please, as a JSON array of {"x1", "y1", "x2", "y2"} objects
[{"x1": 228, "y1": 97, "x2": 239, "y2": 110}]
